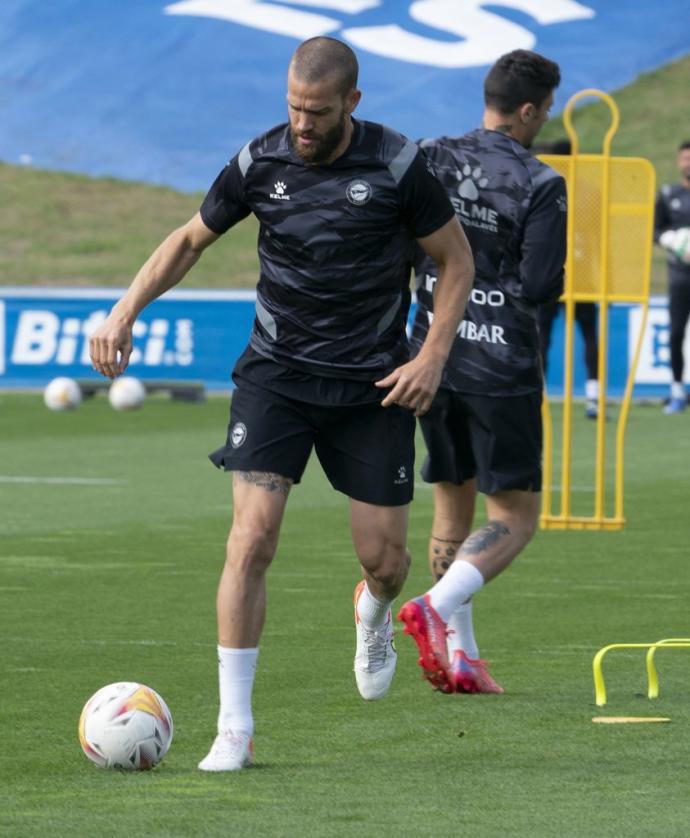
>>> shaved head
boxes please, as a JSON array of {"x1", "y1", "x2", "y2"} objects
[{"x1": 290, "y1": 37, "x2": 359, "y2": 97}]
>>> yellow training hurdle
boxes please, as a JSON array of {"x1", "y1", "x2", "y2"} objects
[
  {"x1": 592, "y1": 640, "x2": 690, "y2": 706},
  {"x1": 539, "y1": 90, "x2": 656, "y2": 530}
]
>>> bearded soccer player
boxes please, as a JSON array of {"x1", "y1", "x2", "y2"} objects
[
  {"x1": 655, "y1": 140, "x2": 690, "y2": 414},
  {"x1": 89, "y1": 38, "x2": 474, "y2": 769},
  {"x1": 398, "y1": 50, "x2": 566, "y2": 694}
]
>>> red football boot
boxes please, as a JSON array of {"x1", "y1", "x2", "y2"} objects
[
  {"x1": 397, "y1": 595, "x2": 452, "y2": 693},
  {"x1": 449, "y1": 649, "x2": 504, "y2": 694}
]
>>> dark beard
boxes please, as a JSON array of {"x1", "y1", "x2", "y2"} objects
[{"x1": 291, "y1": 112, "x2": 347, "y2": 164}]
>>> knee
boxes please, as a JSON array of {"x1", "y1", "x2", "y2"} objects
[
  {"x1": 490, "y1": 494, "x2": 540, "y2": 549},
  {"x1": 517, "y1": 512, "x2": 539, "y2": 546},
  {"x1": 507, "y1": 506, "x2": 539, "y2": 548},
  {"x1": 359, "y1": 538, "x2": 410, "y2": 589},
  {"x1": 226, "y1": 522, "x2": 279, "y2": 575}
]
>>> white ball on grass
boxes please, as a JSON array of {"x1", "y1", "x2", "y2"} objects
[
  {"x1": 43, "y1": 377, "x2": 82, "y2": 411},
  {"x1": 78, "y1": 681, "x2": 173, "y2": 770},
  {"x1": 108, "y1": 376, "x2": 146, "y2": 411}
]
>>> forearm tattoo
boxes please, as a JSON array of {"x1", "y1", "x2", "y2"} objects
[
  {"x1": 431, "y1": 535, "x2": 463, "y2": 581},
  {"x1": 459, "y1": 521, "x2": 510, "y2": 556},
  {"x1": 236, "y1": 471, "x2": 292, "y2": 496}
]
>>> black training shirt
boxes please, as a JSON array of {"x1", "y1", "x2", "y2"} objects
[
  {"x1": 654, "y1": 182, "x2": 690, "y2": 280},
  {"x1": 412, "y1": 129, "x2": 567, "y2": 396},
  {"x1": 201, "y1": 119, "x2": 455, "y2": 386}
]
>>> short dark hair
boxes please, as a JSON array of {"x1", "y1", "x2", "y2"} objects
[
  {"x1": 678, "y1": 141, "x2": 690, "y2": 152},
  {"x1": 290, "y1": 37, "x2": 359, "y2": 96},
  {"x1": 484, "y1": 49, "x2": 561, "y2": 114},
  {"x1": 532, "y1": 138, "x2": 571, "y2": 156}
]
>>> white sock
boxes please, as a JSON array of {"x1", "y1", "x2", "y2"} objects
[
  {"x1": 447, "y1": 600, "x2": 479, "y2": 660},
  {"x1": 217, "y1": 645, "x2": 258, "y2": 736},
  {"x1": 356, "y1": 582, "x2": 392, "y2": 630},
  {"x1": 585, "y1": 379, "x2": 599, "y2": 401},
  {"x1": 671, "y1": 381, "x2": 686, "y2": 400},
  {"x1": 428, "y1": 559, "x2": 484, "y2": 623}
]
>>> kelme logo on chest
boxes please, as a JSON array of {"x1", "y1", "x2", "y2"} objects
[
  {"x1": 270, "y1": 181, "x2": 290, "y2": 201},
  {"x1": 346, "y1": 179, "x2": 372, "y2": 205}
]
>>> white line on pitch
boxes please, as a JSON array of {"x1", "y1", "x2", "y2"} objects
[{"x1": 0, "y1": 476, "x2": 126, "y2": 486}]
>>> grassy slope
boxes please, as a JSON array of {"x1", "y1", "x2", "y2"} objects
[
  {"x1": 1, "y1": 395, "x2": 689, "y2": 837},
  {"x1": 0, "y1": 167, "x2": 259, "y2": 288},
  {"x1": 1, "y1": 55, "x2": 689, "y2": 293}
]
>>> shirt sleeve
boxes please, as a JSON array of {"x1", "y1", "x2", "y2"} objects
[
  {"x1": 199, "y1": 155, "x2": 252, "y2": 235},
  {"x1": 653, "y1": 188, "x2": 671, "y2": 243},
  {"x1": 520, "y1": 173, "x2": 567, "y2": 305},
  {"x1": 397, "y1": 149, "x2": 456, "y2": 239}
]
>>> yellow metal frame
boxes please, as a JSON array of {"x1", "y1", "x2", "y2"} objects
[
  {"x1": 540, "y1": 89, "x2": 656, "y2": 531},
  {"x1": 592, "y1": 640, "x2": 690, "y2": 706}
]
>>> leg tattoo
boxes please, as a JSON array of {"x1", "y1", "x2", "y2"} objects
[
  {"x1": 431, "y1": 535, "x2": 463, "y2": 581},
  {"x1": 236, "y1": 471, "x2": 292, "y2": 496},
  {"x1": 459, "y1": 521, "x2": 510, "y2": 557}
]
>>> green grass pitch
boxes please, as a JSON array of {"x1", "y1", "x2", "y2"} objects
[{"x1": 1, "y1": 393, "x2": 689, "y2": 837}]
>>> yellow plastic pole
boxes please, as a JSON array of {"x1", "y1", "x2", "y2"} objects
[
  {"x1": 613, "y1": 158, "x2": 655, "y2": 523},
  {"x1": 560, "y1": 295, "x2": 575, "y2": 520},
  {"x1": 541, "y1": 392, "x2": 554, "y2": 521},
  {"x1": 554, "y1": 125, "x2": 580, "y2": 522}
]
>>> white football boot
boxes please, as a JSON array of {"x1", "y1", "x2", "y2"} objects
[
  {"x1": 353, "y1": 581, "x2": 397, "y2": 700},
  {"x1": 198, "y1": 730, "x2": 253, "y2": 771}
]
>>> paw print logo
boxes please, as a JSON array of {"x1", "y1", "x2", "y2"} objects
[
  {"x1": 456, "y1": 164, "x2": 489, "y2": 200},
  {"x1": 394, "y1": 465, "x2": 409, "y2": 485},
  {"x1": 274, "y1": 181, "x2": 286, "y2": 195}
]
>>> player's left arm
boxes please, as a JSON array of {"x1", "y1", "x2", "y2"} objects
[
  {"x1": 653, "y1": 188, "x2": 671, "y2": 242},
  {"x1": 520, "y1": 174, "x2": 567, "y2": 304},
  {"x1": 377, "y1": 215, "x2": 473, "y2": 415}
]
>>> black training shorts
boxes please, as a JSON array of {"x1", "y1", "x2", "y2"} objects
[
  {"x1": 209, "y1": 378, "x2": 415, "y2": 506},
  {"x1": 419, "y1": 388, "x2": 542, "y2": 494}
]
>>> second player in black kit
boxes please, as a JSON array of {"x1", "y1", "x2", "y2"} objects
[
  {"x1": 413, "y1": 128, "x2": 565, "y2": 404},
  {"x1": 398, "y1": 49, "x2": 566, "y2": 695}
]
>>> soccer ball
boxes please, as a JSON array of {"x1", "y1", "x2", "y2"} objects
[
  {"x1": 43, "y1": 377, "x2": 82, "y2": 411},
  {"x1": 108, "y1": 376, "x2": 146, "y2": 411},
  {"x1": 78, "y1": 682, "x2": 173, "y2": 770}
]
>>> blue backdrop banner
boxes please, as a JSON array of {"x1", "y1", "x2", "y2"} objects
[
  {"x1": 1, "y1": 1, "x2": 688, "y2": 191},
  {"x1": 0, "y1": 288, "x2": 680, "y2": 397}
]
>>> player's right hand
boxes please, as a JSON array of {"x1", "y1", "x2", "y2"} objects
[{"x1": 89, "y1": 316, "x2": 133, "y2": 379}]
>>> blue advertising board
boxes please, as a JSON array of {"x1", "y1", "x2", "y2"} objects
[
  {"x1": 0, "y1": 288, "x2": 255, "y2": 390},
  {"x1": 0, "y1": 287, "x2": 680, "y2": 398}
]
